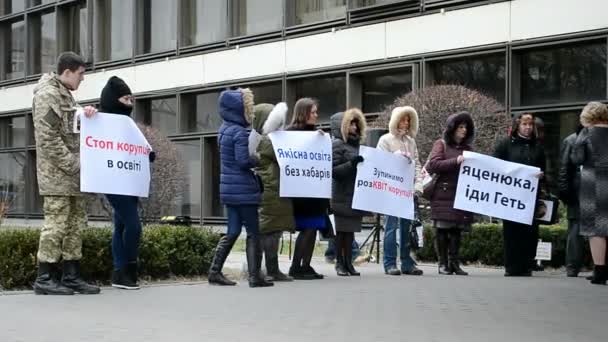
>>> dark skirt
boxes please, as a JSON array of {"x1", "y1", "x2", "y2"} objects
[{"x1": 335, "y1": 215, "x2": 362, "y2": 233}]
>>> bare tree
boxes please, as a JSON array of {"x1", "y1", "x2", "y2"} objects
[{"x1": 373, "y1": 85, "x2": 511, "y2": 162}]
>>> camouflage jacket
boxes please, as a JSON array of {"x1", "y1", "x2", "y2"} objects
[{"x1": 32, "y1": 73, "x2": 81, "y2": 196}]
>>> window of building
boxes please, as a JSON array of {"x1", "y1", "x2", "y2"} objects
[
  {"x1": 355, "y1": 68, "x2": 413, "y2": 115},
  {"x1": 95, "y1": 0, "x2": 134, "y2": 61},
  {"x1": 138, "y1": 0, "x2": 177, "y2": 54},
  {"x1": 180, "y1": 0, "x2": 227, "y2": 47},
  {"x1": 0, "y1": 116, "x2": 26, "y2": 148},
  {"x1": 174, "y1": 140, "x2": 201, "y2": 218},
  {"x1": 428, "y1": 53, "x2": 506, "y2": 104},
  {"x1": 28, "y1": 10, "x2": 56, "y2": 75},
  {"x1": 58, "y1": 2, "x2": 90, "y2": 62},
  {"x1": 137, "y1": 97, "x2": 177, "y2": 135},
  {"x1": 291, "y1": 75, "x2": 346, "y2": 123},
  {"x1": 290, "y1": 0, "x2": 347, "y2": 26},
  {"x1": 0, "y1": 0, "x2": 25, "y2": 15},
  {"x1": 516, "y1": 41, "x2": 607, "y2": 106},
  {"x1": 0, "y1": 19, "x2": 25, "y2": 80},
  {"x1": 349, "y1": 0, "x2": 402, "y2": 8},
  {"x1": 0, "y1": 151, "x2": 26, "y2": 214},
  {"x1": 203, "y1": 136, "x2": 223, "y2": 217},
  {"x1": 29, "y1": 0, "x2": 55, "y2": 7},
  {"x1": 245, "y1": 82, "x2": 283, "y2": 105},
  {"x1": 232, "y1": 0, "x2": 283, "y2": 37},
  {"x1": 180, "y1": 91, "x2": 222, "y2": 133}
]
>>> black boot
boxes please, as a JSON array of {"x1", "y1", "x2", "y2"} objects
[
  {"x1": 62, "y1": 260, "x2": 101, "y2": 294},
  {"x1": 448, "y1": 231, "x2": 468, "y2": 276},
  {"x1": 335, "y1": 255, "x2": 349, "y2": 276},
  {"x1": 344, "y1": 258, "x2": 360, "y2": 276},
  {"x1": 265, "y1": 234, "x2": 293, "y2": 282},
  {"x1": 436, "y1": 231, "x2": 452, "y2": 275},
  {"x1": 208, "y1": 235, "x2": 238, "y2": 286},
  {"x1": 33, "y1": 262, "x2": 74, "y2": 295},
  {"x1": 344, "y1": 233, "x2": 360, "y2": 276},
  {"x1": 247, "y1": 235, "x2": 273, "y2": 288},
  {"x1": 111, "y1": 268, "x2": 139, "y2": 290},
  {"x1": 590, "y1": 265, "x2": 607, "y2": 285}
]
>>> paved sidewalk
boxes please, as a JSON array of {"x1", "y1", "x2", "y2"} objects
[{"x1": 1, "y1": 256, "x2": 606, "y2": 342}]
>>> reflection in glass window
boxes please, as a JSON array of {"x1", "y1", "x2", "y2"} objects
[
  {"x1": 0, "y1": 152, "x2": 26, "y2": 214},
  {"x1": 0, "y1": 0, "x2": 25, "y2": 15},
  {"x1": 59, "y1": 2, "x2": 90, "y2": 62},
  {"x1": 96, "y1": 0, "x2": 133, "y2": 61},
  {"x1": 293, "y1": 75, "x2": 346, "y2": 123},
  {"x1": 519, "y1": 42, "x2": 607, "y2": 106},
  {"x1": 233, "y1": 0, "x2": 282, "y2": 37},
  {"x1": 0, "y1": 20, "x2": 25, "y2": 80},
  {"x1": 140, "y1": 97, "x2": 177, "y2": 135},
  {"x1": 181, "y1": 0, "x2": 227, "y2": 46},
  {"x1": 141, "y1": 0, "x2": 177, "y2": 54},
  {"x1": 29, "y1": 0, "x2": 55, "y2": 7},
  {"x1": 292, "y1": 0, "x2": 346, "y2": 26},
  {"x1": 245, "y1": 82, "x2": 282, "y2": 106},
  {"x1": 181, "y1": 91, "x2": 222, "y2": 133},
  {"x1": 0, "y1": 116, "x2": 26, "y2": 148},
  {"x1": 430, "y1": 54, "x2": 506, "y2": 104},
  {"x1": 174, "y1": 140, "x2": 201, "y2": 218},
  {"x1": 29, "y1": 11, "x2": 56, "y2": 75},
  {"x1": 349, "y1": 0, "x2": 400, "y2": 8},
  {"x1": 360, "y1": 69, "x2": 412, "y2": 114}
]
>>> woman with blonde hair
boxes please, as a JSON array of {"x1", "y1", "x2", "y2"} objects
[{"x1": 571, "y1": 101, "x2": 608, "y2": 285}]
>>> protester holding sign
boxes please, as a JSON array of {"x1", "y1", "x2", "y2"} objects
[
  {"x1": 287, "y1": 98, "x2": 329, "y2": 280},
  {"x1": 494, "y1": 113, "x2": 546, "y2": 277},
  {"x1": 252, "y1": 102, "x2": 294, "y2": 282},
  {"x1": 330, "y1": 109, "x2": 367, "y2": 277},
  {"x1": 427, "y1": 112, "x2": 475, "y2": 276},
  {"x1": 571, "y1": 102, "x2": 608, "y2": 285},
  {"x1": 376, "y1": 106, "x2": 423, "y2": 276},
  {"x1": 208, "y1": 88, "x2": 273, "y2": 288},
  {"x1": 99, "y1": 76, "x2": 155, "y2": 290}
]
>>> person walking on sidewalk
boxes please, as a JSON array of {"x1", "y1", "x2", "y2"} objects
[
  {"x1": 376, "y1": 106, "x2": 423, "y2": 276},
  {"x1": 558, "y1": 124, "x2": 585, "y2": 277},
  {"x1": 32, "y1": 52, "x2": 100, "y2": 295},
  {"x1": 99, "y1": 76, "x2": 156, "y2": 290},
  {"x1": 208, "y1": 88, "x2": 273, "y2": 288},
  {"x1": 571, "y1": 102, "x2": 608, "y2": 285},
  {"x1": 330, "y1": 109, "x2": 368, "y2": 276},
  {"x1": 427, "y1": 112, "x2": 476, "y2": 276},
  {"x1": 287, "y1": 98, "x2": 329, "y2": 280},
  {"x1": 252, "y1": 102, "x2": 294, "y2": 282}
]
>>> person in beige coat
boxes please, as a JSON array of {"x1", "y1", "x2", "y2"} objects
[{"x1": 376, "y1": 106, "x2": 423, "y2": 276}]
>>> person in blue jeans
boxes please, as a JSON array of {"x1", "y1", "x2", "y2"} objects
[
  {"x1": 376, "y1": 106, "x2": 423, "y2": 276},
  {"x1": 99, "y1": 76, "x2": 155, "y2": 290},
  {"x1": 207, "y1": 88, "x2": 273, "y2": 288}
]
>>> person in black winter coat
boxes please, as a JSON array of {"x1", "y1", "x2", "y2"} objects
[
  {"x1": 99, "y1": 76, "x2": 155, "y2": 290},
  {"x1": 330, "y1": 108, "x2": 367, "y2": 277},
  {"x1": 494, "y1": 112, "x2": 546, "y2": 277},
  {"x1": 558, "y1": 124, "x2": 585, "y2": 277}
]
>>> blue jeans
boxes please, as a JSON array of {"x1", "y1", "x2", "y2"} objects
[
  {"x1": 324, "y1": 239, "x2": 360, "y2": 261},
  {"x1": 383, "y1": 216, "x2": 416, "y2": 272},
  {"x1": 226, "y1": 205, "x2": 259, "y2": 238},
  {"x1": 106, "y1": 194, "x2": 142, "y2": 270}
]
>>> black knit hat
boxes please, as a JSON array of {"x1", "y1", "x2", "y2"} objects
[{"x1": 99, "y1": 76, "x2": 133, "y2": 115}]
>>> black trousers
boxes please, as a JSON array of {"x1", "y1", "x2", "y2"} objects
[{"x1": 503, "y1": 221, "x2": 539, "y2": 275}]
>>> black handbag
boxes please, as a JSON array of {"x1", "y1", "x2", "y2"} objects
[
  {"x1": 320, "y1": 215, "x2": 336, "y2": 241},
  {"x1": 421, "y1": 140, "x2": 446, "y2": 201}
]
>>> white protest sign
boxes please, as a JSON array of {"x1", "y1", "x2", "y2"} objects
[
  {"x1": 268, "y1": 131, "x2": 332, "y2": 198},
  {"x1": 454, "y1": 151, "x2": 540, "y2": 225},
  {"x1": 80, "y1": 112, "x2": 152, "y2": 197},
  {"x1": 535, "y1": 241, "x2": 552, "y2": 261},
  {"x1": 351, "y1": 146, "x2": 415, "y2": 220}
]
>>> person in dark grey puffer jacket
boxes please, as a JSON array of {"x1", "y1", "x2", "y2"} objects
[
  {"x1": 208, "y1": 88, "x2": 272, "y2": 288},
  {"x1": 331, "y1": 108, "x2": 367, "y2": 277}
]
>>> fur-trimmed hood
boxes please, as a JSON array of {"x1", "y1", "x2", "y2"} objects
[
  {"x1": 388, "y1": 106, "x2": 419, "y2": 138},
  {"x1": 252, "y1": 102, "x2": 288, "y2": 135},
  {"x1": 331, "y1": 108, "x2": 367, "y2": 142},
  {"x1": 444, "y1": 111, "x2": 475, "y2": 147},
  {"x1": 219, "y1": 88, "x2": 254, "y2": 127}
]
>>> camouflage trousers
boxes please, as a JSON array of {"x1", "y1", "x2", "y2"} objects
[{"x1": 37, "y1": 196, "x2": 87, "y2": 263}]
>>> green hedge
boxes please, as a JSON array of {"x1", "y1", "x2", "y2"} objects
[
  {"x1": 415, "y1": 223, "x2": 591, "y2": 268},
  {"x1": 0, "y1": 225, "x2": 220, "y2": 290}
]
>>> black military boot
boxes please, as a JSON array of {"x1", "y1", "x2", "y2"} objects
[
  {"x1": 208, "y1": 235, "x2": 238, "y2": 286},
  {"x1": 247, "y1": 235, "x2": 273, "y2": 288},
  {"x1": 62, "y1": 260, "x2": 101, "y2": 294},
  {"x1": 33, "y1": 262, "x2": 74, "y2": 295}
]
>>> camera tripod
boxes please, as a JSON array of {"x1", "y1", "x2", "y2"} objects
[{"x1": 359, "y1": 213, "x2": 383, "y2": 264}]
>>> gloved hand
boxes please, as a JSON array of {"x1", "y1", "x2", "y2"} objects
[
  {"x1": 149, "y1": 151, "x2": 157, "y2": 163},
  {"x1": 350, "y1": 155, "x2": 364, "y2": 167}
]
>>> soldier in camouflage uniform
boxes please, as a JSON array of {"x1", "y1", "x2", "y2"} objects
[{"x1": 32, "y1": 52, "x2": 100, "y2": 295}]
